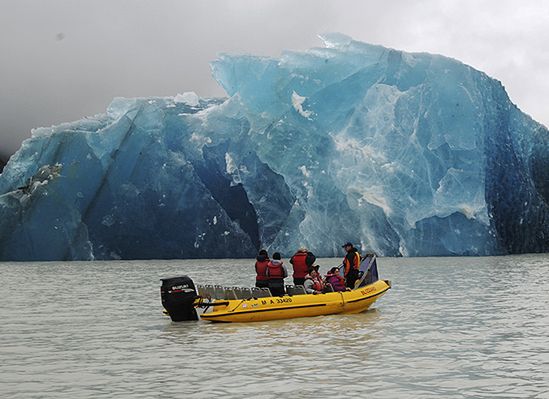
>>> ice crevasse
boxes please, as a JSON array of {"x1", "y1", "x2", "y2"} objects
[{"x1": 0, "y1": 33, "x2": 548, "y2": 260}]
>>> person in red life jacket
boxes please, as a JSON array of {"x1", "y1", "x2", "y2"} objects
[
  {"x1": 289, "y1": 247, "x2": 316, "y2": 286},
  {"x1": 325, "y1": 267, "x2": 348, "y2": 292},
  {"x1": 304, "y1": 265, "x2": 325, "y2": 294},
  {"x1": 311, "y1": 265, "x2": 325, "y2": 292},
  {"x1": 254, "y1": 249, "x2": 270, "y2": 289},
  {"x1": 266, "y1": 252, "x2": 288, "y2": 296},
  {"x1": 342, "y1": 242, "x2": 361, "y2": 289}
]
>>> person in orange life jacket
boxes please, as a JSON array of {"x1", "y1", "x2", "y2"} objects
[
  {"x1": 254, "y1": 249, "x2": 270, "y2": 288},
  {"x1": 289, "y1": 247, "x2": 316, "y2": 286},
  {"x1": 342, "y1": 242, "x2": 361, "y2": 289},
  {"x1": 304, "y1": 265, "x2": 324, "y2": 294},
  {"x1": 266, "y1": 252, "x2": 288, "y2": 296},
  {"x1": 325, "y1": 267, "x2": 348, "y2": 292}
]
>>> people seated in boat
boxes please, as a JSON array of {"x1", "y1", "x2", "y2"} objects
[
  {"x1": 311, "y1": 265, "x2": 325, "y2": 292},
  {"x1": 290, "y1": 247, "x2": 316, "y2": 286},
  {"x1": 342, "y1": 242, "x2": 361, "y2": 289},
  {"x1": 254, "y1": 249, "x2": 270, "y2": 289},
  {"x1": 303, "y1": 265, "x2": 325, "y2": 294},
  {"x1": 266, "y1": 252, "x2": 288, "y2": 296},
  {"x1": 325, "y1": 267, "x2": 348, "y2": 292}
]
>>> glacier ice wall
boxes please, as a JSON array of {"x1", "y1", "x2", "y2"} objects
[{"x1": 1, "y1": 33, "x2": 548, "y2": 260}]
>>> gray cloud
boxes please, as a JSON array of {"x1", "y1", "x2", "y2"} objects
[{"x1": 1, "y1": 0, "x2": 548, "y2": 161}]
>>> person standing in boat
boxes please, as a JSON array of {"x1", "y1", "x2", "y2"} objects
[
  {"x1": 266, "y1": 252, "x2": 288, "y2": 296},
  {"x1": 289, "y1": 247, "x2": 316, "y2": 286},
  {"x1": 342, "y1": 242, "x2": 361, "y2": 289},
  {"x1": 254, "y1": 249, "x2": 270, "y2": 289}
]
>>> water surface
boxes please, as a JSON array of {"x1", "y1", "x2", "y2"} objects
[{"x1": 1, "y1": 255, "x2": 548, "y2": 398}]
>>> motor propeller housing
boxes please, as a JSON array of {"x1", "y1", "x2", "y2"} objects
[{"x1": 160, "y1": 276, "x2": 199, "y2": 321}]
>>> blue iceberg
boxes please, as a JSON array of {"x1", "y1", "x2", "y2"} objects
[{"x1": 1, "y1": 34, "x2": 548, "y2": 260}]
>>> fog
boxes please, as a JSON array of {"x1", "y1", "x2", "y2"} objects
[{"x1": 1, "y1": 0, "x2": 548, "y2": 162}]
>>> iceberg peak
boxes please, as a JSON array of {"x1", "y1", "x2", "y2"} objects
[{"x1": 317, "y1": 32, "x2": 354, "y2": 49}]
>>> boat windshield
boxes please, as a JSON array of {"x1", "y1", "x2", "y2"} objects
[{"x1": 357, "y1": 255, "x2": 379, "y2": 288}]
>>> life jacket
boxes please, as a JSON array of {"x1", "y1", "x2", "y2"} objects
[
  {"x1": 255, "y1": 258, "x2": 269, "y2": 281},
  {"x1": 312, "y1": 275, "x2": 325, "y2": 291},
  {"x1": 326, "y1": 273, "x2": 346, "y2": 292},
  {"x1": 291, "y1": 251, "x2": 309, "y2": 278},
  {"x1": 343, "y1": 249, "x2": 361, "y2": 276},
  {"x1": 267, "y1": 260, "x2": 285, "y2": 279}
]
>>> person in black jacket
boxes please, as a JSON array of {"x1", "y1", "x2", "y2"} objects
[{"x1": 342, "y1": 242, "x2": 361, "y2": 289}]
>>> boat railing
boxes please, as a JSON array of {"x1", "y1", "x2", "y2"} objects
[
  {"x1": 233, "y1": 287, "x2": 253, "y2": 299},
  {"x1": 197, "y1": 284, "x2": 215, "y2": 299},
  {"x1": 286, "y1": 285, "x2": 307, "y2": 296},
  {"x1": 223, "y1": 287, "x2": 238, "y2": 300},
  {"x1": 213, "y1": 285, "x2": 225, "y2": 299},
  {"x1": 196, "y1": 284, "x2": 275, "y2": 300},
  {"x1": 324, "y1": 283, "x2": 334, "y2": 292},
  {"x1": 251, "y1": 287, "x2": 272, "y2": 298}
]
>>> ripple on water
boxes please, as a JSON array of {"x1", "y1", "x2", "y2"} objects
[{"x1": 0, "y1": 255, "x2": 548, "y2": 398}]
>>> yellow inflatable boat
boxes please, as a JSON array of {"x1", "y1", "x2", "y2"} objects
[
  {"x1": 198, "y1": 279, "x2": 391, "y2": 323},
  {"x1": 161, "y1": 276, "x2": 391, "y2": 323}
]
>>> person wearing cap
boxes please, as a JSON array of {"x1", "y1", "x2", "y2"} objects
[
  {"x1": 342, "y1": 242, "x2": 361, "y2": 289},
  {"x1": 289, "y1": 247, "x2": 316, "y2": 286}
]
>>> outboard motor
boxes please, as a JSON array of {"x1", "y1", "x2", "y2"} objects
[{"x1": 160, "y1": 276, "x2": 199, "y2": 321}]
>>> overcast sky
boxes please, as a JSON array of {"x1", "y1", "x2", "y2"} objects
[{"x1": 1, "y1": 0, "x2": 548, "y2": 162}]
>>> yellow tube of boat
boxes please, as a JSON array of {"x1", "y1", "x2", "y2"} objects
[{"x1": 199, "y1": 279, "x2": 391, "y2": 323}]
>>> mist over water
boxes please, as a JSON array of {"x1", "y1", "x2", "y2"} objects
[{"x1": 1, "y1": 255, "x2": 548, "y2": 398}]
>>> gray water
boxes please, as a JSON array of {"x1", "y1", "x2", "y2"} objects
[{"x1": 1, "y1": 255, "x2": 548, "y2": 398}]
